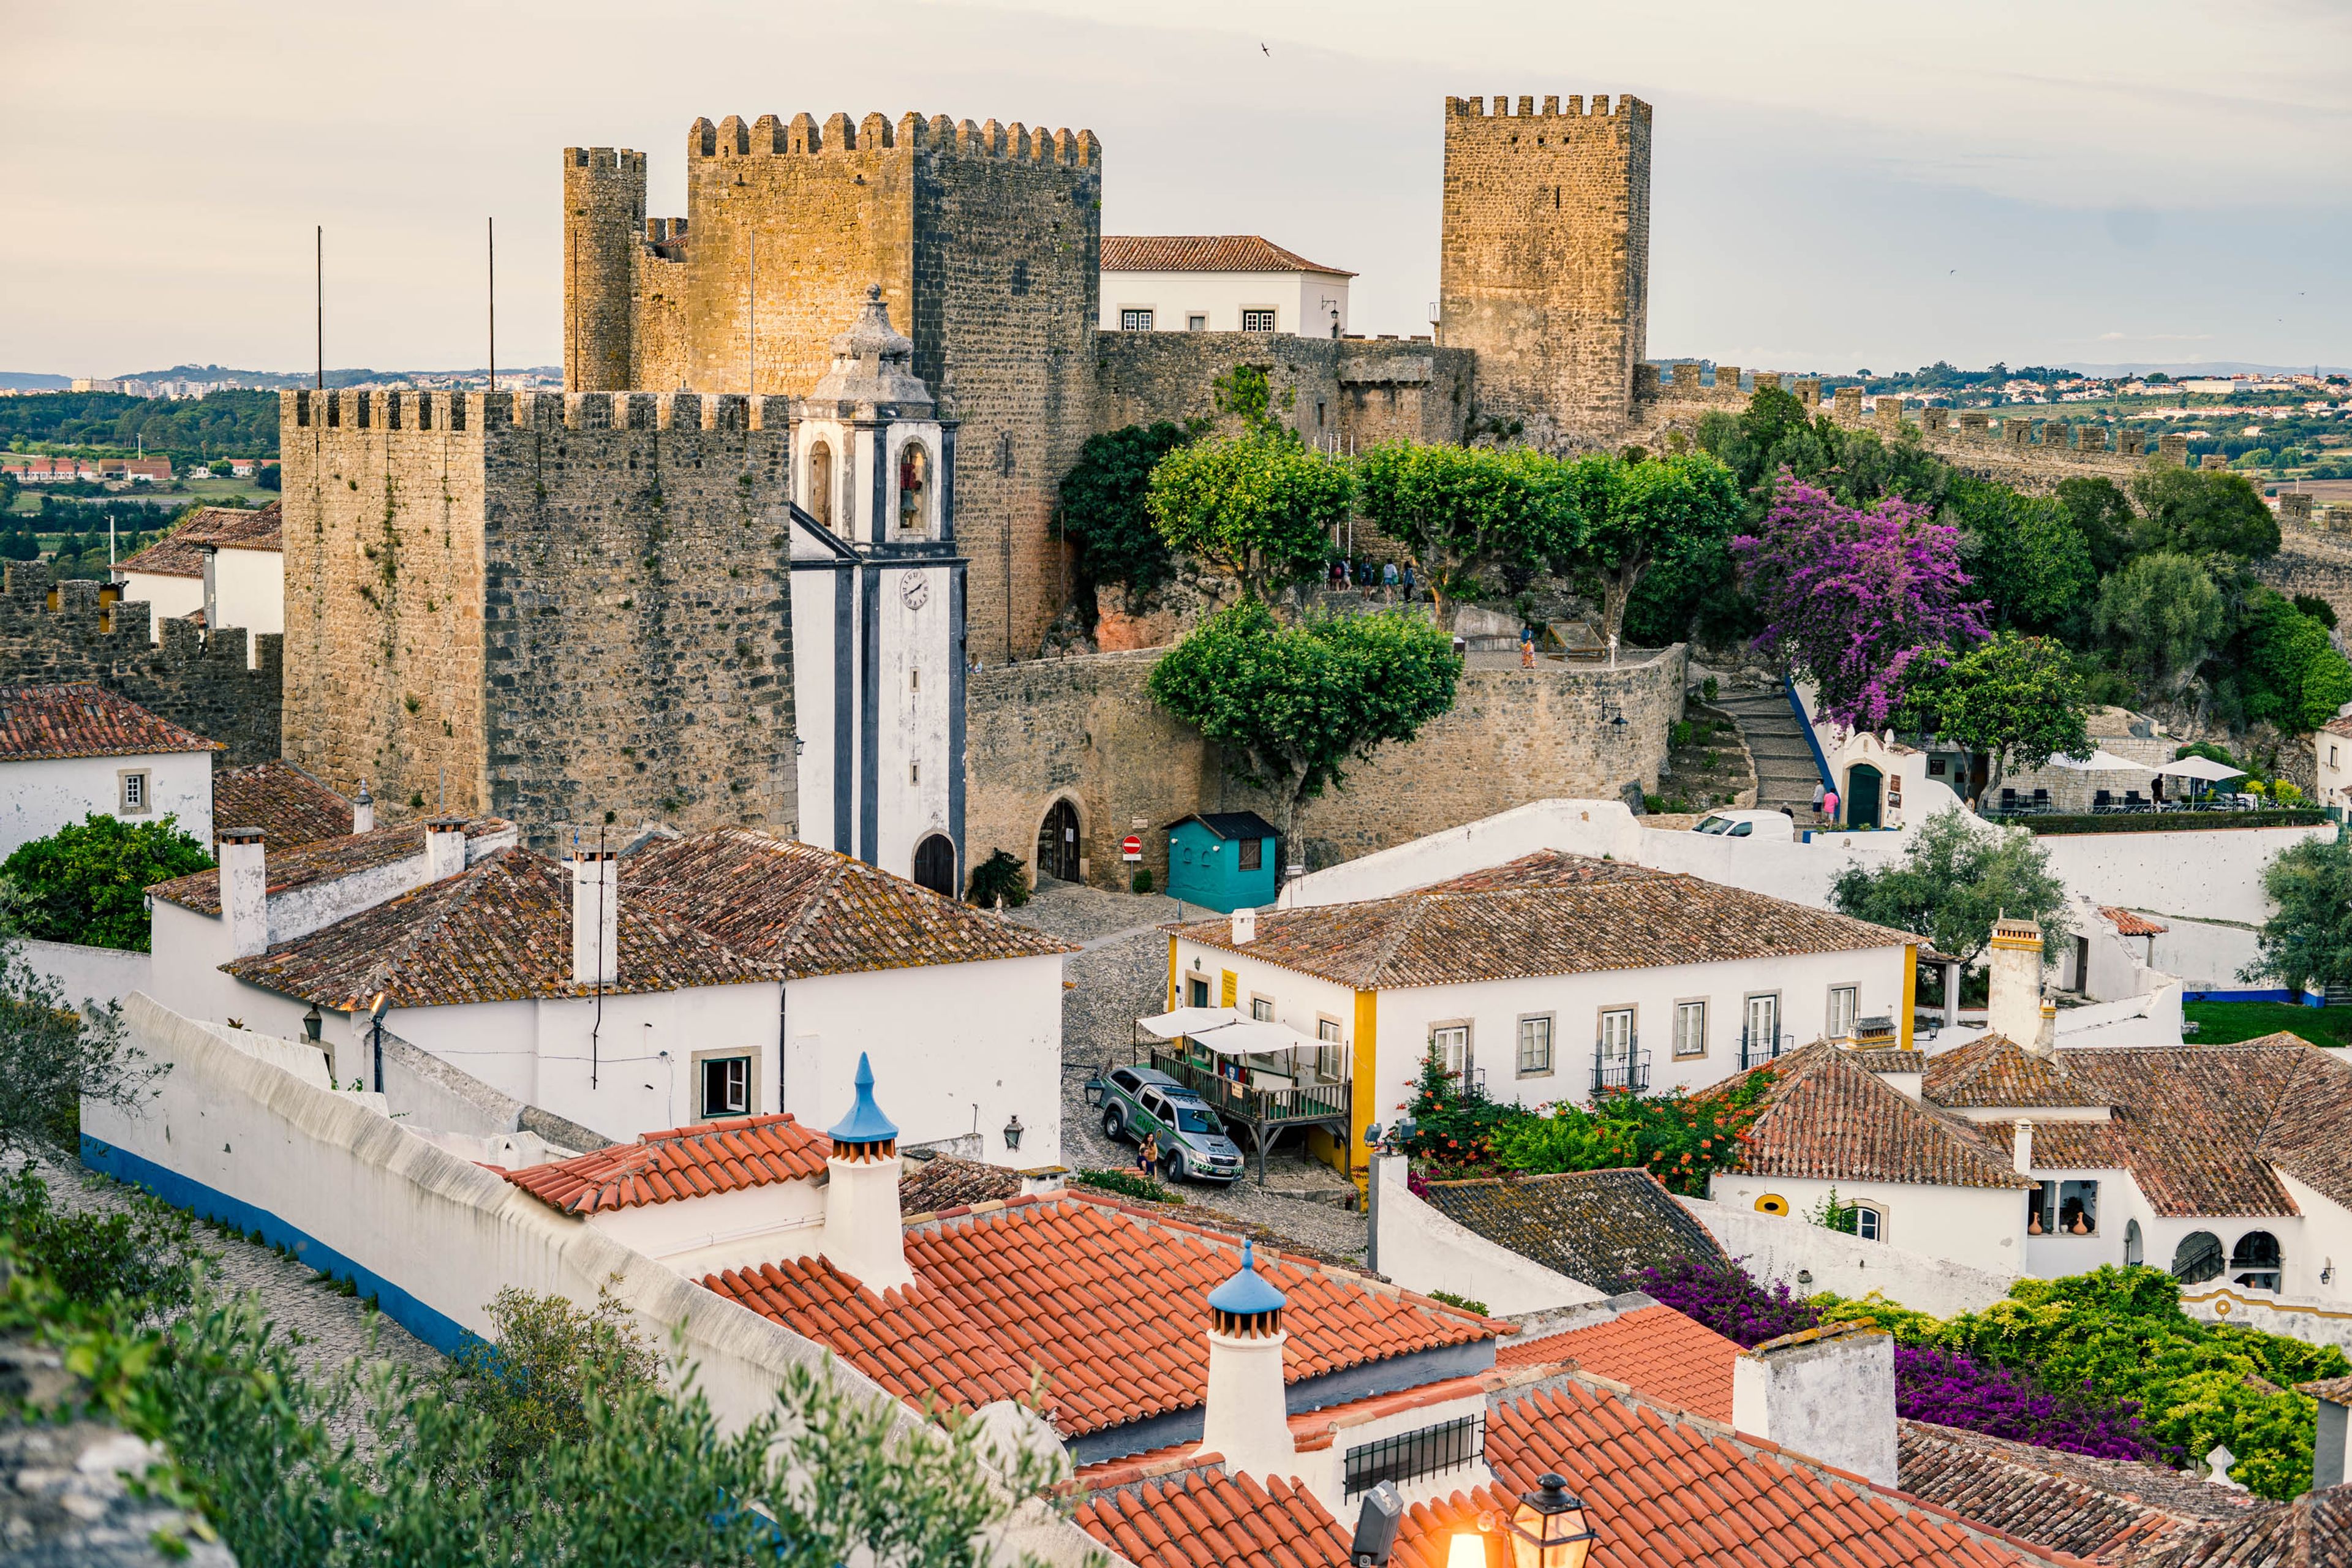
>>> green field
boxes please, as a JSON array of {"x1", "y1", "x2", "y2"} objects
[{"x1": 2182, "y1": 1000, "x2": 2352, "y2": 1048}]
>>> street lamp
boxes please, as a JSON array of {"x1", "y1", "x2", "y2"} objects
[
  {"x1": 1003, "y1": 1114, "x2": 1025, "y2": 1153},
  {"x1": 1499, "y1": 1474, "x2": 1596, "y2": 1568}
]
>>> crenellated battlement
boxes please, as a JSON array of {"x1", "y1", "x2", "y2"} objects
[
  {"x1": 1446, "y1": 92, "x2": 1651, "y2": 124},
  {"x1": 564, "y1": 146, "x2": 646, "y2": 179},
  {"x1": 687, "y1": 110, "x2": 1099, "y2": 165},
  {"x1": 281, "y1": 388, "x2": 797, "y2": 435}
]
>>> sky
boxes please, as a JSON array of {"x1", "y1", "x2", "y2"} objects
[{"x1": 3, "y1": 0, "x2": 2347, "y2": 379}]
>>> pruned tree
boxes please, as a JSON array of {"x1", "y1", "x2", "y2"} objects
[
  {"x1": 1352, "y1": 440, "x2": 1577, "y2": 621},
  {"x1": 1898, "y1": 633, "x2": 2091, "y2": 804},
  {"x1": 1563, "y1": 451, "x2": 1743, "y2": 650},
  {"x1": 1828, "y1": 812, "x2": 2067, "y2": 965},
  {"x1": 1147, "y1": 432, "x2": 1352, "y2": 601}
]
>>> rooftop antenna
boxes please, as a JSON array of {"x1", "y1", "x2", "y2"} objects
[
  {"x1": 315, "y1": 225, "x2": 324, "y2": 391},
  {"x1": 487, "y1": 216, "x2": 496, "y2": 394}
]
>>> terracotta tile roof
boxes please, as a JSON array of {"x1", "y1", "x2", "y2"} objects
[
  {"x1": 2324, "y1": 715, "x2": 2352, "y2": 741},
  {"x1": 222, "y1": 846, "x2": 777, "y2": 1009},
  {"x1": 1926, "y1": 1035, "x2": 2109, "y2": 1109},
  {"x1": 115, "y1": 502, "x2": 282, "y2": 577},
  {"x1": 209, "y1": 761, "x2": 353, "y2": 848},
  {"x1": 1717, "y1": 1042, "x2": 2038, "y2": 1190},
  {"x1": 1983, "y1": 1119, "x2": 2134, "y2": 1172},
  {"x1": 1896, "y1": 1419, "x2": 2278, "y2": 1564},
  {"x1": 624, "y1": 828, "x2": 1076, "y2": 979},
  {"x1": 0, "y1": 684, "x2": 218, "y2": 761},
  {"x1": 1496, "y1": 1303, "x2": 1741, "y2": 1422},
  {"x1": 1101, "y1": 235, "x2": 1355, "y2": 277},
  {"x1": 1856, "y1": 1049, "x2": 1929, "y2": 1074},
  {"x1": 704, "y1": 1191, "x2": 1498, "y2": 1440},
  {"x1": 503, "y1": 1114, "x2": 829, "y2": 1215},
  {"x1": 2131, "y1": 1482, "x2": 2352, "y2": 1568},
  {"x1": 899, "y1": 1152, "x2": 1020, "y2": 1216},
  {"x1": 1076, "y1": 1471, "x2": 1352, "y2": 1568},
  {"x1": 147, "y1": 816, "x2": 510, "y2": 914},
  {"x1": 1416, "y1": 1167, "x2": 1728, "y2": 1295},
  {"x1": 2297, "y1": 1374, "x2": 2352, "y2": 1404},
  {"x1": 2098, "y1": 907, "x2": 2169, "y2": 938},
  {"x1": 1170, "y1": 851, "x2": 1912, "y2": 990}
]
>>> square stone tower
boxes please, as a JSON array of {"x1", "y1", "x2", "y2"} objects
[{"x1": 1439, "y1": 93, "x2": 1652, "y2": 437}]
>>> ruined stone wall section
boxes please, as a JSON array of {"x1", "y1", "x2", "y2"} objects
[
  {"x1": 562, "y1": 148, "x2": 646, "y2": 393},
  {"x1": 1440, "y1": 93, "x2": 1651, "y2": 436},
  {"x1": 0, "y1": 562, "x2": 282, "y2": 766},
  {"x1": 278, "y1": 390, "x2": 795, "y2": 846},
  {"x1": 1092, "y1": 333, "x2": 1474, "y2": 449},
  {"x1": 2258, "y1": 526, "x2": 2352, "y2": 635}
]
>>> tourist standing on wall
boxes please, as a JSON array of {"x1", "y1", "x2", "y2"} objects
[
  {"x1": 1381, "y1": 560, "x2": 1399, "y2": 601},
  {"x1": 1401, "y1": 562, "x2": 1417, "y2": 601}
]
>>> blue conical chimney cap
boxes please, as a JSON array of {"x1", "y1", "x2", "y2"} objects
[
  {"x1": 1207, "y1": 1238, "x2": 1287, "y2": 1316},
  {"x1": 827, "y1": 1052, "x2": 899, "y2": 1144}
]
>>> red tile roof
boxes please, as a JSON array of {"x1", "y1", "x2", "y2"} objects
[
  {"x1": 503, "y1": 1113, "x2": 829, "y2": 1215},
  {"x1": 1924, "y1": 1035, "x2": 2107, "y2": 1109},
  {"x1": 2131, "y1": 1482, "x2": 2351, "y2": 1568},
  {"x1": 1495, "y1": 1304, "x2": 1741, "y2": 1422},
  {"x1": 146, "y1": 816, "x2": 511, "y2": 914},
  {"x1": 703, "y1": 1191, "x2": 1498, "y2": 1440},
  {"x1": 1101, "y1": 235, "x2": 1355, "y2": 277},
  {"x1": 0, "y1": 684, "x2": 218, "y2": 761},
  {"x1": 210, "y1": 761, "x2": 353, "y2": 848},
  {"x1": 1170, "y1": 851, "x2": 1912, "y2": 990},
  {"x1": 115, "y1": 502, "x2": 282, "y2": 578},
  {"x1": 223, "y1": 846, "x2": 777, "y2": 1008},
  {"x1": 624, "y1": 829, "x2": 1076, "y2": 979},
  {"x1": 1718, "y1": 1042, "x2": 2038, "y2": 1190},
  {"x1": 1077, "y1": 1471, "x2": 1352, "y2": 1568},
  {"x1": 2097, "y1": 907, "x2": 2169, "y2": 938}
]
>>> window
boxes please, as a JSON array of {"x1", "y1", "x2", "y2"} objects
[
  {"x1": 1121, "y1": 308, "x2": 1155, "y2": 331},
  {"x1": 1242, "y1": 308, "x2": 1277, "y2": 333},
  {"x1": 1316, "y1": 1017, "x2": 1343, "y2": 1082},
  {"x1": 1745, "y1": 993, "x2": 1779, "y2": 1050},
  {"x1": 1850, "y1": 1204, "x2": 1883, "y2": 1242},
  {"x1": 2230, "y1": 1231, "x2": 2283, "y2": 1292},
  {"x1": 807, "y1": 440, "x2": 834, "y2": 526},
  {"x1": 1597, "y1": 1008, "x2": 1635, "y2": 1061},
  {"x1": 1251, "y1": 995, "x2": 1275, "y2": 1022},
  {"x1": 2124, "y1": 1218, "x2": 2144, "y2": 1266},
  {"x1": 1110, "y1": 1068, "x2": 1140, "y2": 1095},
  {"x1": 118, "y1": 770, "x2": 150, "y2": 814},
  {"x1": 1430, "y1": 1023, "x2": 1470, "y2": 1079},
  {"x1": 2171, "y1": 1231, "x2": 2223, "y2": 1284},
  {"x1": 699, "y1": 1055, "x2": 750, "y2": 1119},
  {"x1": 1238, "y1": 837, "x2": 1263, "y2": 872},
  {"x1": 2334, "y1": 745, "x2": 2342, "y2": 769},
  {"x1": 1827, "y1": 986, "x2": 1859, "y2": 1039},
  {"x1": 1516, "y1": 1015, "x2": 1553, "y2": 1077},
  {"x1": 2033, "y1": 1179, "x2": 2099, "y2": 1235},
  {"x1": 1343, "y1": 1414, "x2": 1484, "y2": 1500},
  {"x1": 1673, "y1": 1000, "x2": 1707, "y2": 1058},
  {"x1": 1186, "y1": 314, "x2": 1207, "y2": 331}
]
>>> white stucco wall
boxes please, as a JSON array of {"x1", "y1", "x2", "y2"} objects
[
  {"x1": 1702, "y1": 1174, "x2": 2028, "y2": 1278},
  {"x1": 1099, "y1": 270, "x2": 1350, "y2": 336},
  {"x1": 117, "y1": 570, "x2": 202, "y2": 639},
  {"x1": 1681, "y1": 1195, "x2": 2021, "y2": 1318},
  {"x1": 1367, "y1": 1159, "x2": 1605, "y2": 1317},
  {"x1": 791, "y1": 562, "x2": 847, "y2": 856},
  {"x1": 0, "y1": 750, "x2": 211, "y2": 861},
  {"x1": 2038, "y1": 824, "x2": 2331, "y2": 929},
  {"x1": 2317, "y1": 729, "x2": 2352, "y2": 812},
  {"x1": 15, "y1": 937, "x2": 153, "y2": 1006},
  {"x1": 783, "y1": 954, "x2": 1065, "y2": 1167},
  {"x1": 212, "y1": 544, "x2": 282, "y2": 666},
  {"x1": 587, "y1": 1178, "x2": 828, "y2": 1280}
]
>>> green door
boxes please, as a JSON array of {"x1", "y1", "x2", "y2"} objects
[{"x1": 1848, "y1": 764, "x2": 1883, "y2": 829}]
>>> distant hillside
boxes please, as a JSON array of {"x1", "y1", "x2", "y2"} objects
[
  {"x1": 0, "y1": 390, "x2": 279, "y2": 457},
  {"x1": 0, "y1": 373, "x2": 72, "y2": 391}
]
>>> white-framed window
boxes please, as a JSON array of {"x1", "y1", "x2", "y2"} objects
[
  {"x1": 1186, "y1": 314, "x2": 1207, "y2": 332},
  {"x1": 1316, "y1": 1016, "x2": 1343, "y2": 1082},
  {"x1": 1242, "y1": 308, "x2": 1277, "y2": 333},
  {"x1": 1430, "y1": 1023, "x2": 1471, "y2": 1079},
  {"x1": 1827, "y1": 986, "x2": 1859, "y2": 1039},
  {"x1": 118, "y1": 769, "x2": 150, "y2": 814},
  {"x1": 2334, "y1": 745, "x2": 2342, "y2": 769},
  {"x1": 1516, "y1": 1015, "x2": 1553, "y2": 1077},
  {"x1": 1597, "y1": 1008, "x2": 1635, "y2": 1061},
  {"x1": 1850, "y1": 1203, "x2": 1884, "y2": 1242},
  {"x1": 1121, "y1": 308, "x2": 1155, "y2": 331},
  {"x1": 1745, "y1": 993, "x2": 1779, "y2": 1051},
  {"x1": 699, "y1": 1055, "x2": 751, "y2": 1119},
  {"x1": 1673, "y1": 1000, "x2": 1707, "y2": 1058},
  {"x1": 1251, "y1": 995, "x2": 1275, "y2": 1023}
]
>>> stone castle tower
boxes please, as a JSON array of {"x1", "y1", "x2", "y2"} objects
[
  {"x1": 1439, "y1": 93, "x2": 1653, "y2": 433},
  {"x1": 562, "y1": 112, "x2": 1102, "y2": 664}
]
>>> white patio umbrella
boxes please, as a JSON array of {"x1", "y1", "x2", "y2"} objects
[
  {"x1": 2153, "y1": 755, "x2": 2247, "y2": 783},
  {"x1": 2046, "y1": 748, "x2": 2156, "y2": 772},
  {"x1": 1137, "y1": 1006, "x2": 1241, "y2": 1040},
  {"x1": 1186, "y1": 1017, "x2": 1320, "y2": 1057}
]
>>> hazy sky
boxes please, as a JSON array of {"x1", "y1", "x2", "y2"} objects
[{"x1": 4, "y1": 0, "x2": 2346, "y2": 377}]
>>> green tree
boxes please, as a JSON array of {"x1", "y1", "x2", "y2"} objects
[
  {"x1": 1056, "y1": 420, "x2": 1196, "y2": 594},
  {"x1": 1899, "y1": 634, "x2": 2090, "y2": 803},
  {"x1": 1352, "y1": 440, "x2": 1577, "y2": 620},
  {"x1": 2130, "y1": 465, "x2": 2280, "y2": 560},
  {"x1": 2234, "y1": 589, "x2": 2352, "y2": 732},
  {"x1": 0, "y1": 937, "x2": 157, "y2": 1153},
  {"x1": 2053, "y1": 477, "x2": 2137, "y2": 576},
  {"x1": 1147, "y1": 600, "x2": 1460, "y2": 849},
  {"x1": 0, "y1": 1163, "x2": 204, "y2": 1312},
  {"x1": 2092, "y1": 551, "x2": 2226, "y2": 694},
  {"x1": 0, "y1": 812, "x2": 214, "y2": 952},
  {"x1": 1147, "y1": 432, "x2": 1352, "y2": 601},
  {"x1": 1561, "y1": 451, "x2": 1743, "y2": 647},
  {"x1": 1695, "y1": 387, "x2": 1951, "y2": 508},
  {"x1": 1829, "y1": 810, "x2": 2067, "y2": 963},
  {"x1": 445, "y1": 1283, "x2": 662, "y2": 1487},
  {"x1": 1948, "y1": 480, "x2": 2095, "y2": 633},
  {"x1": 2242, "y1": 834, "x2": 2352, "y2": 993}
]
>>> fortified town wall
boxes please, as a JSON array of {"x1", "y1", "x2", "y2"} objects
[{"x1": 1093, "y1": 332, "x2": 1476, "y2": 449}]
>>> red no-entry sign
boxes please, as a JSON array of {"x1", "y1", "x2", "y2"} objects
[{"x1": 1121, "y1": 835, "x2": 1143, "y2": 861}]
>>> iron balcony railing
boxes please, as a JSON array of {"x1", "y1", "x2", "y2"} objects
[
  {"x1": 1146, "y1": 1046, "x2": 1351, "y2": 1126},
  {"x1": 1343, "y1": 1414, "x2": 1485, "y2": 1500},
  {"x1": 1740, "y1": 1030, "x2": 1793, "y2": 1070},
  {"x1": 1590, "y1": 1044, "x2": 1650, "y2": 1096}
]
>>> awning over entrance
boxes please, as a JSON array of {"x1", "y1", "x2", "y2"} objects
[{"x1": 1137, "y1": 1006, "x2": 1242, "y2": 1040}]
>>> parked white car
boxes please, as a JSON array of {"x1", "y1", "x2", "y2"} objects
[{"x1": 1689, "y1": 810, "x2": 1796, "y2": 841}]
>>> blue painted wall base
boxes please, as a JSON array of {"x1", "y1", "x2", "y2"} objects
[{"x1": 2181, "y1": 988, "x2": 2326, "y2": 1008}]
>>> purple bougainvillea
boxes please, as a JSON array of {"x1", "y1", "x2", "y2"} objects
[
  {"x1": 1732, "y1": 473, "x2": 1991, "y2": 731},
  {"x1": 1894, "y1": 1345, "x2": 2158, "y2": 1462},
  {"x1": 1634, "y1": 1255, "x2": 1820, "y2": 1349}
]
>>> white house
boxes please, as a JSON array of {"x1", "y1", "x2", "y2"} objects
[
  {"x1": 786, "y1": 289, "x2": 963, "y2": 895},
  {"x1": 113, "y1": 500, "x2": 282, "y2": 662},
  {"x1": 2317, "y1": 713, "x2": 2352, "y2": 812},
  {"x1": 1100, "y1": 236, "x2": 1354, "y2": 337},
  {"x1": 1166, "y1": 849, "x2": 1917, "y2": 1187},
  {"x1": 0, "y1": 684, "x2": 217, "y2": 859}
]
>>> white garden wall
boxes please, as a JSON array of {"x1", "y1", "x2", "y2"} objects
[
  {"x1": 1682, "y1": 1194, "x2": 2022, "y2": 1318},
  {"x1": 17, "y1": 937, "x2": 151, "y2": 1006},
  {"x1": 1366, "y1": 1158, "x2": 1605, "y2": 1317}
]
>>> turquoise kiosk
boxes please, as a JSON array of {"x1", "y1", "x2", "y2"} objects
[{"x1": 1164, "y1": 812, "x2": 1281, "y2": 913}]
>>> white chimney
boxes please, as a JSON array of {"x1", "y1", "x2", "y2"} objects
[
  {"x1": 2034, "y1": 997, "x2": 2059, "y2": 1058},
  {"x1": 567, "y1": 846, "x2": 618, "y2": 989},
  {"x1": 1231, "y1": 906, "x2": 1257, "y2": 945},
  {"x1": 2013, "y1": 1118, "x2": 2035, "y2": 1175},
  {"x1": 820, "y1": 1054, "x2": 916, "y2": 1294},
  {"x1": 198, "y1": 543, "x2": 219, "y2": 631},
  {"x1": 351, "y1": 779, "x2": 374, "y2": 835},
  {"x1": 1986, "y1": 917, "x2": 2048, "y2": 1051},
  {"x1": 217, "y1": 826, "x2": 268, "y2": 958},
  {"x1": 424, "y1": 816, "x2": 467, "y2": 881},
  {"x1": 1732, "y1": 1321, "x2": 1897, "y2": 1487},
  {"x1": 1196, "y1": 1240, "x2": 1297, "y2": 1481}
]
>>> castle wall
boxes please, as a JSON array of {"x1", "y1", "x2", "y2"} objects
[
  {"x1": 0, "y1": 562, "x2": 282, "y2": 766},
  {"x1": 278, "y1": 390, "x2": 796, "y2": 846},
  {"x1": 562, "y1": 148, "x2": 646, "y2": 393},
  {"x1": 635, "y1": 250, "x2": 691, "y2": 391},
  {"x1": 1441, "y1": 94, "x2": 1652, "y2": 436},
  {"x1": 1091, "y1": 333, "x2": 1473, "y2": 450},
  {"x1": 2257, "y1": 524, "x2": 2352, "y2": 633}
]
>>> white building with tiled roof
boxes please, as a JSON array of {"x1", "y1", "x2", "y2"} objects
[
  {"x1": 0, "y1": 684, "x2": 219, "y2": 858},
  {"x1": 113, "y1": 500, "x2": 281, "y2": 658},
  {"x1": 1101, "y1": 235, "x2": 1354, "y2": 337}
]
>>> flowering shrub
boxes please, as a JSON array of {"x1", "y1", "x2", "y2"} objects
[
  {"x1": 1894, "y1": 1344, "x2": 2155, "y2": 1461},
  {"x1": 1633, "y1": 1254, "x2": 1819, "y2": 1348}
]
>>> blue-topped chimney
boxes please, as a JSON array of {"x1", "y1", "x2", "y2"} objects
[
  {"x1": 819, "y1": 1052, "x2": 914, "y2": 1293},
  {"x1": 829, "y1": 1051, "x2": 900, "y2": 1161}
]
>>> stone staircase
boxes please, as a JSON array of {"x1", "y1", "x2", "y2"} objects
[{"x1": 1714, "y1": 682, "x2": 1830, "y2": 823}]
